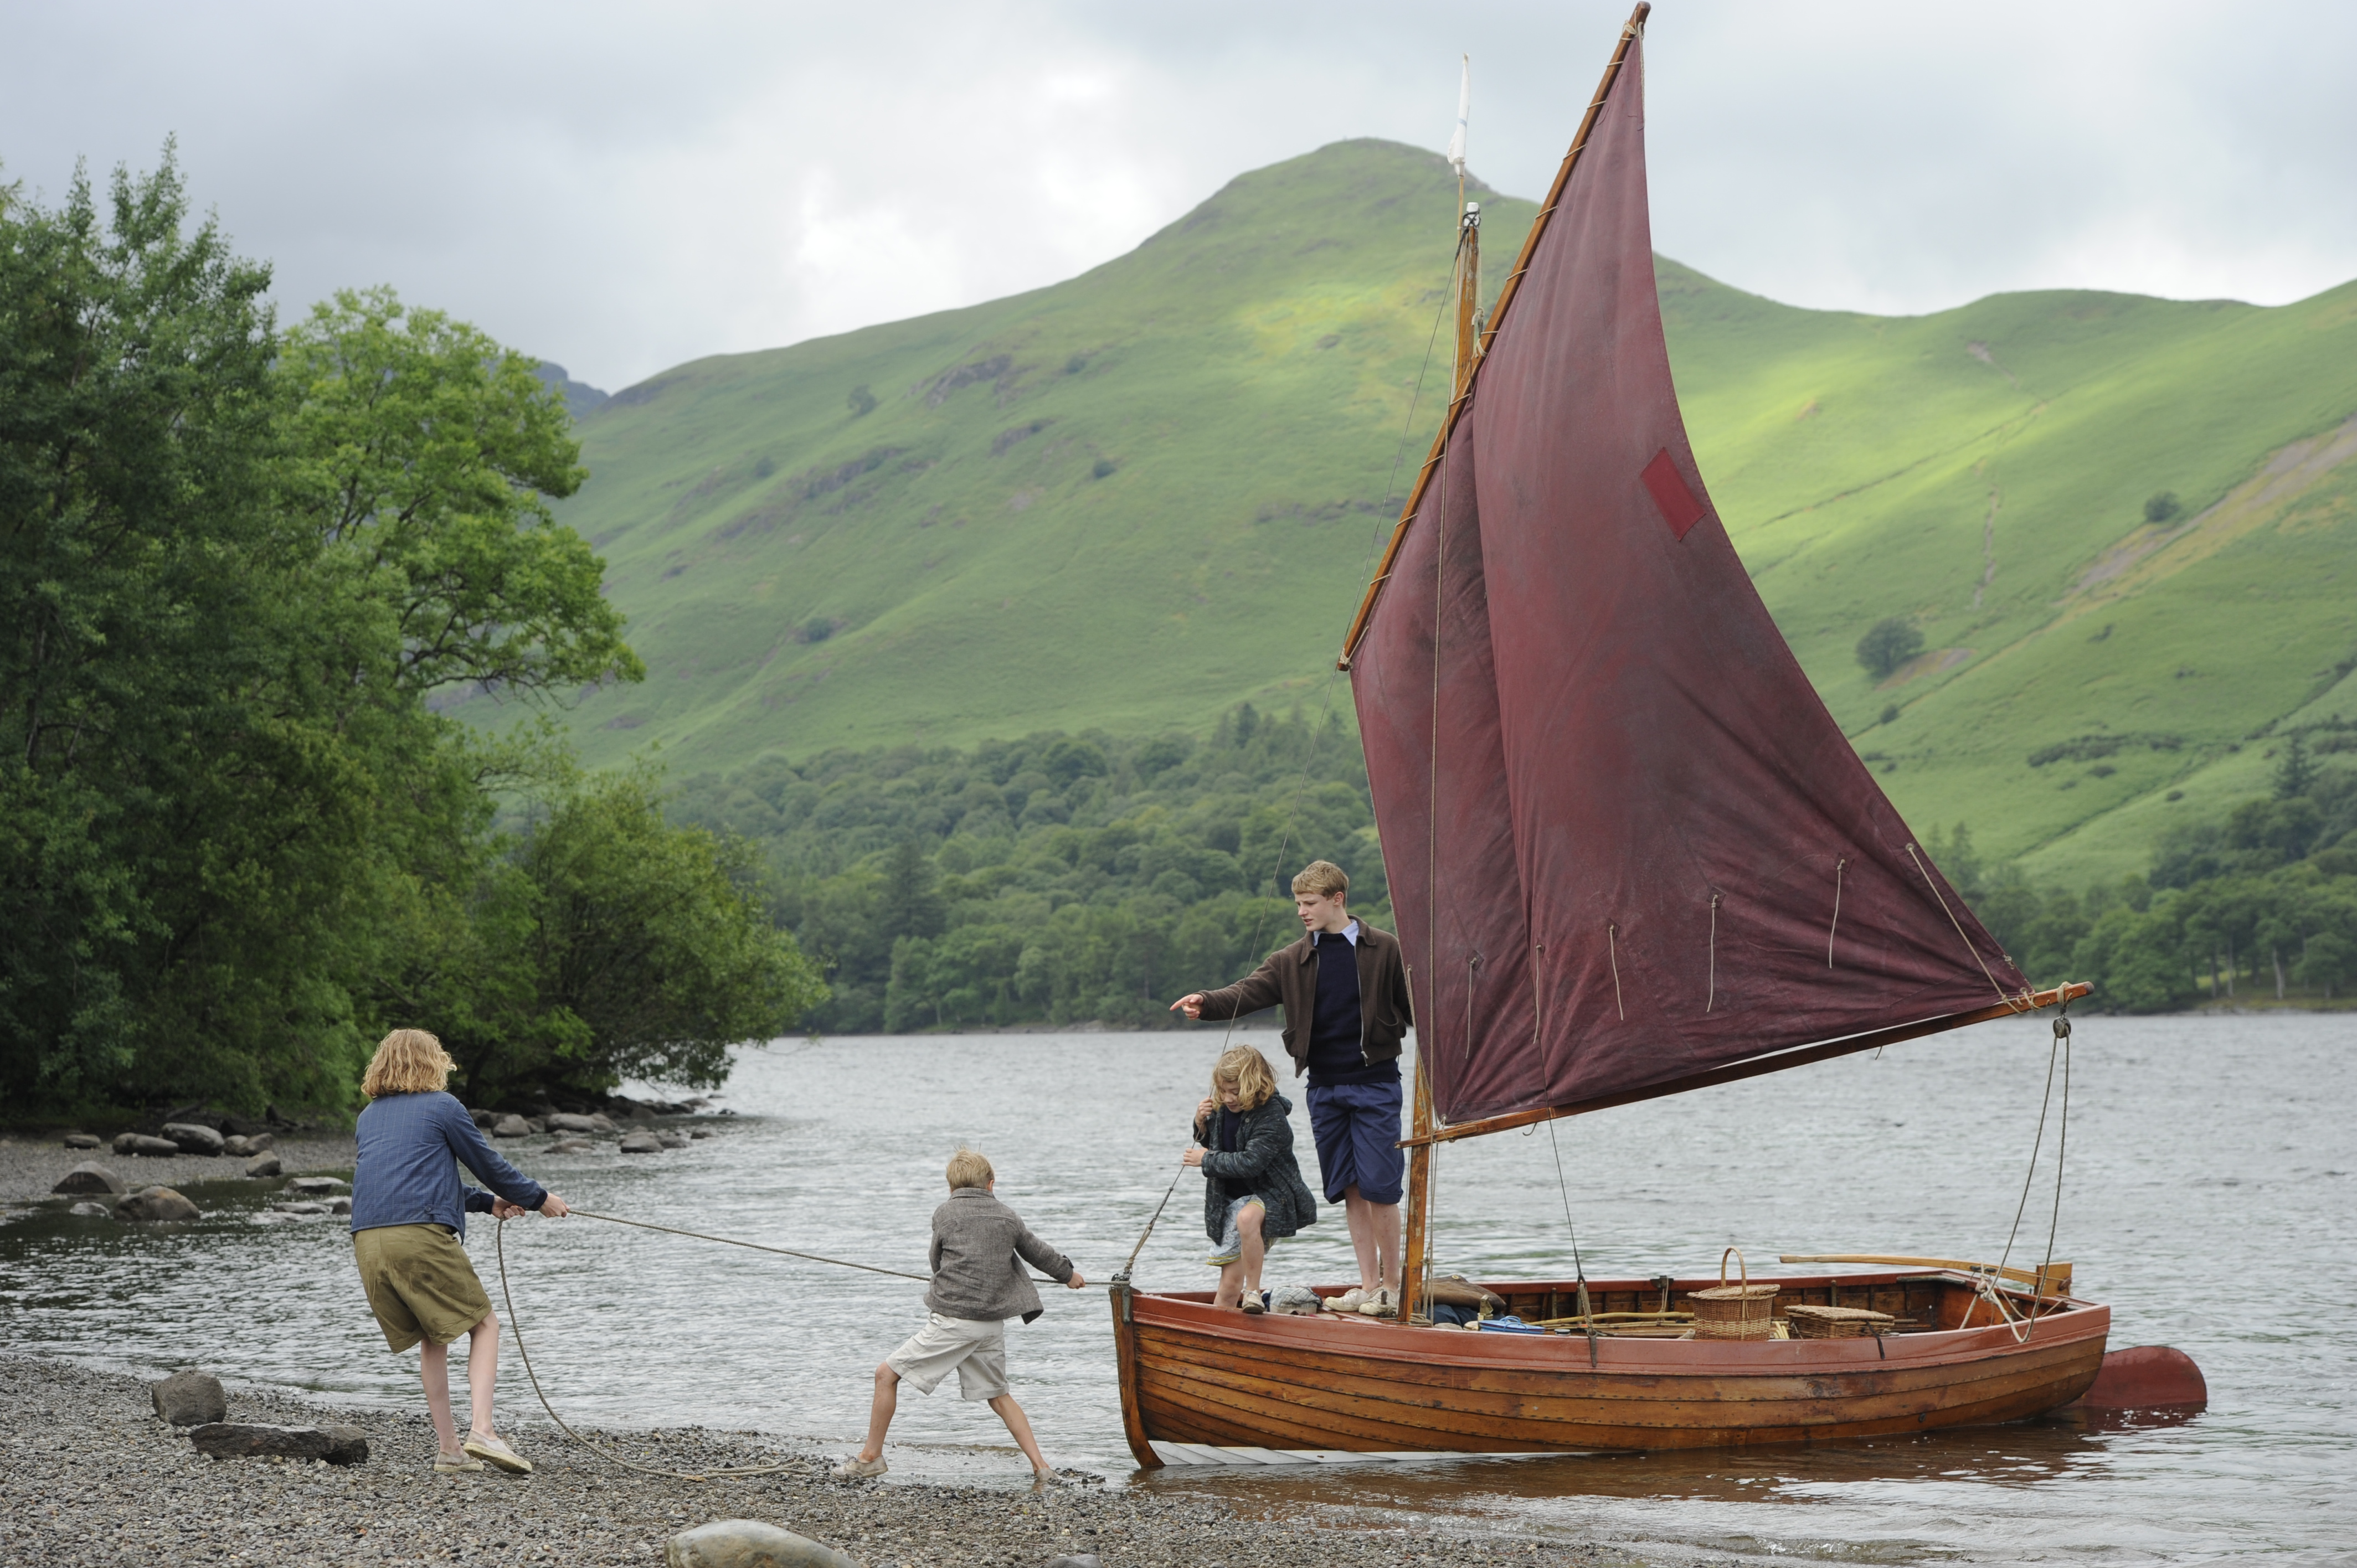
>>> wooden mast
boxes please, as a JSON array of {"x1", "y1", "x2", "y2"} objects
[{"x1": 1397, "y1": 192, "x2": 1480, "y2": 1326}]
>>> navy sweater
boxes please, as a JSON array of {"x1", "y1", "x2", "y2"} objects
[{"x1": 1306, "y1": 928, "x2": 1393, "y2": 1087}]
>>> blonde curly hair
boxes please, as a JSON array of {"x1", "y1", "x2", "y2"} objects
[
  {"x1": 1212, "y1": 1045, "x2": 1277, "y2": 1111},
  {"x1": 362, "y1": 1028, "x2": 454, "y2": 1099}
]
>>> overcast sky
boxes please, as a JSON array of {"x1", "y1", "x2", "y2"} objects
[{"x1": 7, "y1": 1, "x2": 2353, "y2": 392}]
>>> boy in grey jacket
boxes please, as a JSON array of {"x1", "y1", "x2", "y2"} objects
[{"x1": 836, "y1": 1148, "x2": 1084, "y2": 1481}]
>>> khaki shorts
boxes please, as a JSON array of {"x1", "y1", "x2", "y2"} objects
[
  {"x1": 353, "y1": 1224, "x2": 495, "y2": 1352},
  {"x1": 885, "y1": 1312, "x2": 1008, "y2": 1402}
]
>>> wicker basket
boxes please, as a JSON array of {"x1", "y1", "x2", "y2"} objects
[
  {"x1": 1687, "y1": 1248, "x2": 1779, "y2": 1339},
  {"x1": 1785, "y1": 1303, "x2": 1896, "y2": 1339}
]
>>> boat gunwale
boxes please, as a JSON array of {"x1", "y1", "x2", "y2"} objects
[{"x1": 1124, "y1": 1270, "x2": 2110, "y2": 1375}]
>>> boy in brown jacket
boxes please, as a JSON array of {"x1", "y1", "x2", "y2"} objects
[
  {"x1": 835, "y1": 1149, "x2": 1084, "y2": 1482},
  {"x1": 1171, "y1": 860, "x2": 1414, "y2": 1315}
]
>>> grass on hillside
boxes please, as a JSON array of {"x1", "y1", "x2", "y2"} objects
[{"x1": 492, "y1": 140, "x2": 2357, "y2": 884}]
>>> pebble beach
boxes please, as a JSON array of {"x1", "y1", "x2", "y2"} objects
[{"x1": 0, "y1": 1358, "x2": 1613, "y2": 1567}]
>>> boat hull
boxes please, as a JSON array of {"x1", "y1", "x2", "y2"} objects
[{"x1": 1110, "y1": 1272, "x2": 2109, "y2": 1466}]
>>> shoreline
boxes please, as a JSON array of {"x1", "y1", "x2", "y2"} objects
[{"x1": 0, "y1": 1356, "x2": 1606, "y2": 1566}]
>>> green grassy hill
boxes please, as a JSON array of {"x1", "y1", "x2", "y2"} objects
[{"x1": 497, "y1": 138, "x2": 2357, "y2": 881}]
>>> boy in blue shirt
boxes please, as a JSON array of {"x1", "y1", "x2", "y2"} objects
[{"x1": 350, "y1": 1029, "x2": 568, "y2": 1474}]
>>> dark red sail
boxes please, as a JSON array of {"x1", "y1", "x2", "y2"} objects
[{"x1": 1349, "y1": 33, "x2": 2028, "y2": 1127}]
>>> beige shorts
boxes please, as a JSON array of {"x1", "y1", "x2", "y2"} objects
[
  {"x1": 885, "y1": 1312, "x2": 1008, "y2": 1402},
  {"x1": 352, "y1": 1224, "x2": 495, "y2": 1352}
]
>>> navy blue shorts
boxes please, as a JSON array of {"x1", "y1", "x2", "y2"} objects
[{"x1": 1306, "y1": 1078, "x2": 1405, "y2": 1205}]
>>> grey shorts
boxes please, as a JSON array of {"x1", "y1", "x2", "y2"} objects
[{"x1": 885, "y1": 1312, "x2": 1008, "y2": 1402}]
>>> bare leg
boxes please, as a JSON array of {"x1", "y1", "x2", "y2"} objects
[
  {"x1": 1237, "y1": 1206, "x2": 1267, "y2": 1301},
  {"x1": 418, "y1": 1339, "x2": 461, "y2": 1456},
  {"x1": 987, "y1": 1391, "x2": 1052, "y2": 1476},
  {"x1": 1342, "y1": 1185, "x2": 1379, "y2": 1289},
  {"x1": 1212, "y1": 1260, "x2": 1245, "y2": 1309},
  {"x1": 856, "y1": 1362, "x2": 899, "y2": 1463},
  {"x1": 1371, "y1": 1200, "x2": 1402, "y2": 1293},
  {"x1": 462, "y1": 1312, "x2": 500, "y2": 1440}
]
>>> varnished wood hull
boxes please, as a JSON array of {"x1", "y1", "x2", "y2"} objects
[{"x1": 1109, "y1": 1271, "x2": 2109, "y2": 1467}]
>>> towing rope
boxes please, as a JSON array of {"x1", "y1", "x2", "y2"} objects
[{"x1": 493, "y1": 1208, "x2": 1097, "y2": 1479}]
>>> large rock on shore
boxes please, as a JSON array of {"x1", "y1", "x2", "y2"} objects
[
  {"x1": 53, "y1": 1162, "x2": 126, "y2": 1195},
  {"x1": 114, "y1": 1133, "x2": 181, "y2": 1157},
  {"x1": 244, "y1": 1152, "x2": 282, "y2": 1178},
  {"x1": 62, "y1": 1132, "x2": 100, "y2": 1149},
  {"x1": 188, "y1": 1421, "x2": 368, "y2": 1464},
  {"x1": 117, "y1": 1187, "x2": 201, "y2": 1222},
  {"x1": 150, "y1": 1371, "x2": 228, "y2": 1426},
  {"x1": 491, "y1": 1113, "x2": 533, "y2": 1138},
  {"x1": 161, "y1": 1122, "x2": 227, "y2": 1156},
  {"x1": 619, "y1": 1132, "x2": 663, "y2": 1154},
  {"x1": 665, "y1": 1520, "x2": 863, "y2": 1568},
  {"x1": 544, "y1": 1112, "x2": 600, "y2": 1134}
]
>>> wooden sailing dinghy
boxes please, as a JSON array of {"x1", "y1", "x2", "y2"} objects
[{"x1": 1109, "y1": 4, "x2": 2102, "y2": 1466}]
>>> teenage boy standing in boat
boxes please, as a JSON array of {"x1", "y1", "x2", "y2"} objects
[{"x1": 1170, "y1": 860, "x2": 1414, "y2": 1316}]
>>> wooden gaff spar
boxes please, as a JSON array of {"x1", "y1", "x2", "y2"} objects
[{"x1": 1108, "y1": 3, "x2": 2106, "y2": 1466}]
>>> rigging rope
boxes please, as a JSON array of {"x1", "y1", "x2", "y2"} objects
[{"x1": 1545, "y1": 1119, "x2": 1601, "y2": 1366}]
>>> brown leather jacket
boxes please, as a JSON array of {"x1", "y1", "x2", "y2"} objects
[{"x1": 1193, "y1": 922, "x2": 1413, "y2": 1077}]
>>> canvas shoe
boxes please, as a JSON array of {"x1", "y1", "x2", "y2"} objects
[
  {"x1": 1359, "y1": 1286, "x2": 1398, "y2": 1318},
  {"x1": 1326, "y1": 1286, "x2": 1368, "y2": 1313},
  {"x1": 833, "y1": 1454, "x2": 888, "y2": 1480},
  {"x1": 433, "y1": 1452, "x2": 485, "y2": 1473},
  {"x1": 1242, "y1": 1291, "x2": 1267, "y2": 1315},
  {"x1": 461, "y1": 1432, "x2": 532, "y2": 1474}
]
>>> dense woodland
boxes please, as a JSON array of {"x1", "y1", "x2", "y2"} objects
[
  {"x1": 676, "y1": 714, "x2": 2357, "y2": 1033},
  {"x1": 669, "y1": 703, "x2": 1389, "y2": 1033},
  {"x1": 1, "y1": 158, "x2": 820, "y2": 1120}
]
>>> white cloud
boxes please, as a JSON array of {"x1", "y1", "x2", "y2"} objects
[{"x1": 4, "y1": 0, "x2": 2350, "y2": 388}]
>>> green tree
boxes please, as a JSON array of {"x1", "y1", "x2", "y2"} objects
[
  {"x1": 1, "y1": 151, "x2": 292, "y2": 1105},
  {"x1": 276, "y1": 287, "x2": 641, "y2": 702},
  {"x1": 1855, "y1": 617, "x2": 1924, "y2": 680},
  {"x1": 419, "y1": 768, "x2": 827, "y2": 1101}
]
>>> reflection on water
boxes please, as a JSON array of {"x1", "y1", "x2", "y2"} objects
[{"x1": 3, "y1": 1014, "x2": 2352, "y2": 1564}]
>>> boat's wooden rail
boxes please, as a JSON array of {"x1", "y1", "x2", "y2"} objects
[{"x1": 1110, "y1": 1267, "x2": 2111, "y2": 1466}]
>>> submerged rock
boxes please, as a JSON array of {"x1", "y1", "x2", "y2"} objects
[
  {"x1": 589, "y1": 1113, "x2": 620, "y2": 1134},
  {"x1": 53, "y1": 1162, "x2": 126, "y2": 1196},
  {"x1": 619, "y1": 1132, "x2": 663, "y2": 1154},
  {"x1": 548, "y1": 1138, "x2": 595, "y2": 1153},
  {"x1": 329, "y1": 1196, "x2": 352, "y2": 1215},
  {"x1": 161, "y1": 1122, "x2": 227, "y2": 1156},
  {"x1": 117, "y1": 1187, "x2": 200, "y2": 1222},
  {"x1": 69, "y1": 1201, "x2": 113, "y2": 1218},
  {"x1": 114, "y1": 1133, "x2": 181, "y2": 1157},
  {"x1": 665, "y1": 1520, "x2": 862, "y2": 1568},
  {"x1": 244, "y1": 1152, "x2": 282, "y2": 1178},
  {"x1": 658, "y1": 1133, "x2": 690, "y2": 1150},
  {"x1": 188, "y1": 1421, "x2": 368, "y2": 1464},
  {"x1": 285, "y1": 1176, "x2": 347, "y2": 1196},
  {"x1": 150, "y1": 1371, "x2": 228, "y2": 1427}
]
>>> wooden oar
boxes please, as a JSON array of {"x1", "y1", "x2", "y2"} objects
[{"x1": 1780, "y1": 1254, "x2": 2071, "y2": 1291}]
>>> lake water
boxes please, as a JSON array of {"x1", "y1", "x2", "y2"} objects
[{"x1": 4, "y1": 1013, "x2": 2352, "y2": 1565}]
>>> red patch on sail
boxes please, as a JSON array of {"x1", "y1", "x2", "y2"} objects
[{"x1": 1641, "y1": 448, "x2": 1706, "y2": 539}]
